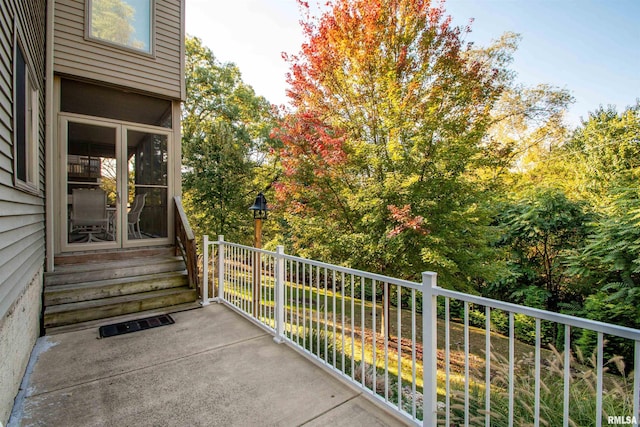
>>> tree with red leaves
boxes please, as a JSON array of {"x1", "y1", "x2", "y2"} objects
[{"x1": 272, "y1": 0, "x2": 515, "y2": 289}]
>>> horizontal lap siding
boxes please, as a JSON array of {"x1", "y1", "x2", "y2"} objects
[
  {"x1": 53, "y1": 0, "x2": 184, "y2": 100},
  {"x1": 0, "y1": 0, "x2": 46, "y2": 319}
]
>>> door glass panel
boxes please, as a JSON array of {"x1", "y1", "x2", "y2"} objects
[
  {"x1": 67, "y1": 122, "x2": 117, "y2": 244},
  {"x1": 127, "y1": 130, "x2": 168, "y2": 240}
]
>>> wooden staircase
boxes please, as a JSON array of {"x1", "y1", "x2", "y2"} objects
[{"x1": 44, "y1": 246, "x2": 200, "y2": 334}]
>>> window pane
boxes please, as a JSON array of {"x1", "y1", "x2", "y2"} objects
[
  {"x1": 90, "y1": 0, "x2": 152, "y2": 53},
  {"x1": 15, "y1": 46, "x2": 26, "y2": 182},
  {"x1": 129, "y1": 187, "x2": 168, "y2": 239},
  {"x1": 128, "y1": 130, "x2": 167, "y2": 186}
]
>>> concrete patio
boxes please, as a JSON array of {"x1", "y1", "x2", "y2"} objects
[{"x1": 9, "y1": 304, "x2": 409, "y2": 426}]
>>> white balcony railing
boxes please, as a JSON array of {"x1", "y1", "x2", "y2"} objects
[{"x1": 202, "y1": 235, "x2": 640, "y2": 427}]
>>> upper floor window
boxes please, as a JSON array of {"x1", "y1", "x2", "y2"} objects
[
  {"x1": 86, "y1": 0, "x2": 154, "y2": 54},
  {"x1": 14, "y1": 38, "x2": 39, "y2": 192}
]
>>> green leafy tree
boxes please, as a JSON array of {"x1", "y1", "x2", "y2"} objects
[
  {"x1": 484, "y1": 83, "x2": 573, "y2": 186},
  {"x1": 491, "y1": 188, "x2": 590, "y2": 313},
  {"x1": 272, "y1": 0, "x2": 516, "y2": 290},
  {"x1": 563, "y1": 104, "x2": 640, "y2": 362},
  {"x1": 566, "y1": 104, "x2": 640, "y2": 202},
  {"x1": 182, "y1": 37, "x2": 277, "y2": 244}
]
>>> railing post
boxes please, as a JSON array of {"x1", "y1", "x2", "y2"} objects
[
  {"x1": 422, "y1": 271, "x2": 438, "y2": 427},
  {"x1": 201, "y1": 235, "x2": 210, "y2": 306},
  {"x1": 274, "y1": 245, "x2": 285, "y2": 344},
  {"x1": 217, "y1": 235, "x2": 225, "y2": 303}
]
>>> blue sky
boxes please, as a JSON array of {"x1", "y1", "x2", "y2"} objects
[{"x1": 185, "y1": 0, "x2": 639, "y2": 128}]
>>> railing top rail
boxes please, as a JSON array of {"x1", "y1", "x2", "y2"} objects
[
  {"x1": 436, "y1": 287, "x2": 640, "y2": 341},
  {"x1": 174, "y1": 196, "x2": 195, "y2": 241}
]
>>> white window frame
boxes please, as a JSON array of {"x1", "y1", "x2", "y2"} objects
[
  {"x1": 13, "y1": 27, "x2": 39, "y2": 194},
  {"x1": 85, "y1": 0, "x2": 155, "y2": 56}
]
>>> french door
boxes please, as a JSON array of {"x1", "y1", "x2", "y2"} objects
[{"x1": 60, "y1": 115, "x2": 171, "y2": 252}]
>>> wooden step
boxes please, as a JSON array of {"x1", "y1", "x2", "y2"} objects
[
  {"x1": 44, "y1": 271, "x2": 189, "y2": 305},
  {"x1": 45, "y1": 256, "x2": 186, "y2": 286},
  {"x1": 44, "y1": 287, "x2": 198, "y2": 328},
  {"x1": 53, "y1": 246, "x2": 176, "y2": 266},
  {"x1": 45, "y1": 302, "x2": 202, "y2": 335}
]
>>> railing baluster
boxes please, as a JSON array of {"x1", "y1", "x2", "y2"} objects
[
  {"x1": 259, "y1": 251, "x2": 262, "y2": 318},
  {"x1": 596, "y1": 332, "x2": 604, "y2": 427},
  {"x1": 244, "y1": 247, "x2": 248, "y2": 314},
  {"x1": 306, "y1": 264, "x2": 311, "y2": 353},
  {"x1": 464, "y1": 301, "x2": 469, "y2": 427},
  {"x1": 236, "y1": 246, "x2": 240, "y2": 309},
  {"x1": 242, "y1": 247, "x2": 246, "y2": 312},
  {"x1": 302, "y1": 262, "x2": 306, "y2": 351},
  {"x1": 445, "y1": 297, "x2": 450, "y2": 427},
  {"x1": 332, "y1": 269, "x2": 337, "y2": 369},
  {"x1": 485, "y1": 305, "x2": 491, "y2": 427},
  {"x1": 309, "y1": 264, "x2": 313, "y2": 355},
  {"x1": 411, "y1": 288, "x2": 416, "y2": 420},
  {"x1": 286, "y1": 260, "x2": 290, "y2": 336},
  {"x1": 290, "y1": 260, "x2": 294, "y2": 337},
  {"x1": 534, "y1": 318, "x2": 541, "y2": 427},
  {"x1": 384, "y1": 281, "x2": 389, "y2": 402},
  {"x1": 372, "y1": 279, "x2": 377, "y2": 394},
  {"x1": 246, "y1": 248, "x2": 251, "y2": 315},
  {"x1": 397, "y1": 284, "x2": 402, "y2": 411},
  {"x1": 231, "y1": 246, "x2": 236, "y2": 307},
  {"x1": 634, "y1": 340, "x2": 640, "y2": 423},
  {"x1": 223, "y1": 244, "x2": 228, "y2": 301},
  {"x1": 324, "y1": 267, "x2": 328, "y2": 364},
  {"x1": 563, "y1": 324, "x2": 570, "y2": 427},
  {"x1": 509, "y1": 311, "x2": 515, "y2": 427},
  {"x1": 361, "y1": 277, "x2": 366, "y2": 389}
]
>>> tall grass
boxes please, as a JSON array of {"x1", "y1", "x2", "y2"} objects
[{"x1": 443, "y1": 345, "x2": 636, "y2": 426}]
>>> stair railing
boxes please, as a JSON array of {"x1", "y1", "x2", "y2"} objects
[{"x1": 174, "y1": 196, "x2": 199, "y2": 292}]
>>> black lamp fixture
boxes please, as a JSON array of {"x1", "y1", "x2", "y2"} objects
[{"x1": 249, "y1": 192, "x2": 268, "y2": 220}]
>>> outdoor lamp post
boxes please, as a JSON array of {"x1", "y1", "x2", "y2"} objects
[
  {"x1": 249, "y1": 192, "x2": 268, "y2": 248},
  {"x1": 249, "y1": 192, "x2": 268, "y2": 317}
]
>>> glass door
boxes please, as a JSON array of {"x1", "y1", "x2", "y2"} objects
[
  {"x1": 63, "y1": 119, "x2": 120, "y2": 250},
  {"x1": 61, "y1": 117, "x2": 171, "y2": 251},
  {"x1": 124, "y1": 128, "x2": 169, "y2": 245}
]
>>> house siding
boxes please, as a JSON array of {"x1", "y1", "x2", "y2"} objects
[
  {"x1": 53, "y1": 0, "x2": 184, "y2": 100},
  {"x1": 0, "y1": 0, "x2": 46, "y2": 424}
]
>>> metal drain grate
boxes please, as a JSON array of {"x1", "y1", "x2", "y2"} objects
[{"x1": 99, "y1": 314, "x2": 175, "y2": 338}]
